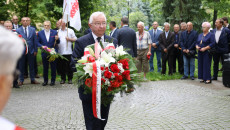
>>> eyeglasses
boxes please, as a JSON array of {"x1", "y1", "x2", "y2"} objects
[{"x1": 93, "y1": 22, "x2": 106, "y2": 27}]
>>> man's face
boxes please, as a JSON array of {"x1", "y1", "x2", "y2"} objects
[
  {"x1": 181, "y1": 24, "x2": 187, "y2": 31},
  {"x1": 21, "y1": 18, "x2": 28, "y2": 27},
  {"x1": 0, "y1": 21, "x2": 4, "y2": 25},
  {"x1": 215, "y1": 20, "x2": 222, "y2": 28},
  {"x1": 0, "y1": 74, "x2": 14, "y2": 113},
  {"x1": 44, "y1": 22, "x2": 51, "y2": 31},
  {"x1": 109, "y1": 23, "x2": 113, "y2": 30},
  {"x1": 164, "y1": 25, "x2": 170, "y2": 32},
  {"x1": 56, "y1": 22, "x2": 60, "y2": 28},
  {"x1": 27, "y1": 18, "x2": 31, "y2": 25},
  {"x1": 12, "y1": 16, "x2": 19, "y2": 24},
  {"x1": 223, "y1": 21, "x2": 228, "y2": 26},
  {"x1": 187, "y1": 23, "x2": 193, "y2": 31},
  {"x1": 137, "y1": 24, "x2": 144, "y2": 32},
  {"x1": 174, "y1": 25, "x2": 180, "y2": 33},
  {"x1": 89, "y1": 15, "x2": 106, "y2": 37},
  {"x1": 153, "y1": 22, "x2": 158, "y2": 29},
  {"x1": 4, "y1": 23, "x2": 13, "y2": 30}
]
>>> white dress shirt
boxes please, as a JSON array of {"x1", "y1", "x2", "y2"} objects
[
  {"x1": 13, "y1": 24, "x2": 19, "y2": 29},
  {"x1": 44, "y1": 30, "x2": 50, "y2": 42},
  {"x1": 58, "y1": 28, "x2": 77, "y2": 55},
  {"x1": 92, "y1": 32, "x2": 104, "y2": 43},
  {"x1": 215, "y1": 27, "x2": 223, "y2": 43}
]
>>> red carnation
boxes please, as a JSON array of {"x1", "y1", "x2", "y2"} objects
[
  {"x1": 107, "y1": 87, "x2": 113, "y2": 92},
  {"x1": 85, "y1": 78, "x2": 93, "y2": 87},
  {"x1": 122, "y1": 70, "x2": 131, "y2": 80},
  {"x1": 104, "y1": 71, "x2": 112, "y2": 79},
  {"x1": 118, "y1": 59, "x2": 129, "y2": 69},
  {"x1": 105, "y1": 67, "x2": 109, "y2": 71},
  {"x1": 110, "y1": 80, "x2": 122, "y2": 88},
  {"x1": 101, "y1": 66, "x2": 105, "y2": 71},
  {"x1": 18, "y1": 34, "x2": 22, "y2": 38},
  {"x1": 101, "y1": 78, "x2": 106, "y2": 84},
  {"x1": 114, "y1": 73, "x2": 123, "y2": 82},
  {"x1": 87, "y1": 56, "x2": 95, "y2": 62},
  {"x1": 110, "y1": 64, "x2": 120, "y2": 73}
]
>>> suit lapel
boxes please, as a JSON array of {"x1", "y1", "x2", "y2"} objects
[
  {"x1": 219, "y1": 28, "x2": 225, "y2": 40},
  {"x1": 20, "y1": 27, "x2": 27, "y2": 39},
  {"x1": 27, "y1": 27, "x2": 33, "y2": 39},
  {"x1": 88, "y1": 33, "x2": 95, "y2": 44}
]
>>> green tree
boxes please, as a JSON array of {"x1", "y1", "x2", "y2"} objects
[
  {"x1": 0, "y1": 0, "x2": 10, "y2": 21},
  {"x1": 129, "y1": 11, "x2": 148, "y2": 30}
]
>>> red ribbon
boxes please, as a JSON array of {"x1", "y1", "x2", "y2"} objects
[{"x1": 92, "y1": 62, "x2": 98, "y2": 118}]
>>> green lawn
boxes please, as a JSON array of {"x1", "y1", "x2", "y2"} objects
[{"x1": 37, "y1": 49, "x2": 222, "y2": 82}]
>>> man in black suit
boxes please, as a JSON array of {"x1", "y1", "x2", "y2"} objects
[
  {"x1": 109, "y1": 21, "x2": 118, "y2": 39},
  {"x1": 222, "y1": 17, "x2": 230, "y2": 53},
  {"x1": 159, "y1": 22, "x2": 175, "y2": 75},
  {"x1": 116, "y1": 17, "x2": 137, "y2": 57},
  {"x1": 12, "y1": 15, "x2": 21, "y2": 31},
  {"x1": 71, "y1": 12, "x2": 118, "y2": 130}
]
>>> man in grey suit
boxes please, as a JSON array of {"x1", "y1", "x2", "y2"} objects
[
  {"x1": 116, "y1": 17, "x2": 137, "y2": 58},
  {"x1": 16, "y1": 17, "x2": 39, "y2": 85},
  {"x1": 109, "y1": 21, "x2": 118, "y2": 39},
  {"x1": 148, "y1": 21, "x2": 162, "y2": 72}
]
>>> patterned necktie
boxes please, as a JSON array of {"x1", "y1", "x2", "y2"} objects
[{"x1": 97, "y1": 37, "x2": 101, "y2": 42}]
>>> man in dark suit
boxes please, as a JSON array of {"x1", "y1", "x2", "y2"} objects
[
  {"x1": 222, "y1": 17, "x2": 230, "y2": 53},
  {"x1": 159, "y1": 22, "x2": 175, "y2": 75},
  {"x1": 212, "y1": 18, "x2": 230, "y2": 80},
  {"x1": 71, "y1": 12, "x2": 118, "y2": 130},
  {"x1": 172, "y1": 24, "x2": 183, "y2": 74},
  {"x1": 148, "y1": 21, "x2": 162, "y2": 72},
  {"x1": 180, "y1": 22, "x2": 198, "y2": 80},
  {"x1": 37, "y1": 21, "x2": 59, "y2": 86},
  {"x1": 12, "y1": 15, "x2": 21, "y2": 31},
  {"x1": 109, "y1": 21, "x2": 118, "y2": 39},
  {"x1": 16, "y1": 17, "x2": 39, "y2": 86},
  {"x1": 116, "y1": 17, "x2": 137, "y2": 58}
]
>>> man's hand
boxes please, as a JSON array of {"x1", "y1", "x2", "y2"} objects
[
  {"x1": 186, "y1": 49, "x2": 190, "y2": 53},
  {"x1": 183, "y1": 49, "x2": 186, "y2": 53},
  {"x1": 66, "y1": 37, "x2": 71, "y2": 41},
  {"x1": 152, "y1": 43, "x2": 157, "y2": 48},
  {"x1": 164, "y1": 48, "x2": 167, "y2": 53},
  {"x1": 34, "y1": 52, "x2": 37, "y2": 56},
  {"x1": 196, "y1": 45, "x2": 201, "y2": 50},
  {"x1": 200, "y1": 48, "x2": 206, "y2": 52},
  {"x1": 55, "y1": 35, "x2": 59, "y2": 40},
  {"x1": 174, "y1": 44, "x2": 179, "y2": 48},
  {"x1": 147, "y1": 51, "x2": 151, "y2": 56}
]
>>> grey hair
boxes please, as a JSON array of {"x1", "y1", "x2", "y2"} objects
[
  {"x1": 0, "y1": 26, "x2": 24, "y2": 75},
  {"x1": 44, "y1": 20, "x2": 51, "y2": 26},
  {"x1": 137, "y1": 21, "x2": 145, "y2": 27},
  {"x1": 180, "y1": 22, "x2": 187, "y2": 26},
  {"x1": 164, "y1": 22, "x2": 170, "y2": 27},
  {"x1": 89, "y1": 12, "x2": 107, "y2": 24}
]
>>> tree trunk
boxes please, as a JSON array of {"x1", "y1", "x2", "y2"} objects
[
  {"x1": 26, "y1": 0, "x2": 30, "y2": 16},
  {"x1": 213, "y1": 9, "x2": 217, "y2": 29}
]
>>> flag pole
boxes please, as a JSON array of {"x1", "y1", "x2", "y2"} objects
[{"x1": 54, "y1": 2, "x2": 67, "y2": 48}]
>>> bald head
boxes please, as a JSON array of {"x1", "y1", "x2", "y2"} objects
[
  {"x1": 12, "y1": 15, "x2": 19, "y2": 25},
  {"x1": 187, "y1": 22, "x2": 193, "y2": 32}
]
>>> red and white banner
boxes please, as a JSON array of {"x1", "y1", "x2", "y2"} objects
[
  {"x1": 0, "y1": 117, "x2": 24, "y2": 130},
  {"x1": 63, "y1": 0, "x2": 82, "y2": 31}
]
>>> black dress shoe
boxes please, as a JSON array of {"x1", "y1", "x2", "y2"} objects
[
  {"x1": 191, "y1": 76, "x2": 195, "y2": 80},
  {"x1": 68, "y1": 80, "x2": 72, "y2": 84},
  {"x1": 60, "y1": 80, "x2": 65, "y2": 84},
  {"x1": 200, "y1": 80, "x2": 205, "y2": 83},
  {"x1": 42, "y1": 82, "x2": 48, "y2": 86},
  {"x1": 50, "y1": 82, "x2": 55, "y2": 86},
  {"x1": 212, "y1": 77, "x2": 217, "y2": 80},
  {"x1": 181, "y1": 76, "x2": 188, "y2": 80}
]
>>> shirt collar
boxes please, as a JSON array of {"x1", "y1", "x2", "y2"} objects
[
  {"x1": 123, "y1": 25, "x2": 128, "y2": 27},
  {"x1": 23, "y1": 26, "x2": 28, "y2": 30},
  {"x1": 153, "y1": 29, "x2": 157, "y2": 33},
  {"x1": 92, "y1": 32, "x2": 104, "y2": 42},
  {"x1": 216, "y1": 27, "x2": 223, "y2": 31}
]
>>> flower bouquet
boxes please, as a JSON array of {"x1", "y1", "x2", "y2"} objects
[
  {"x1": 41, "y1": 46, "x2": 68, "y2": 62},
  {"x1": 74, "y1": 41, "x2": 141, "y2": 119}
]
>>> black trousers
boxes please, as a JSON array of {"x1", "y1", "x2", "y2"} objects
[
  {"x1": 162, "y1": 51, "x2": 174, "y2": 75},
  {"x1": 172, "y1": 48, "x2": 184, "y2": 74},
  {"x1": 213, "y1": 52, "x2": 224, "y2": 78},
  {"x1": 60, "y1": 55, "x2": 73, "y2": 81},
  {"x1": 25, "y1": 55, "x2": 38, "y2": 76}
]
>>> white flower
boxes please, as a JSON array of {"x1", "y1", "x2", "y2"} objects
[
  {"x1": 118, "y1": 63, "x2": 124, "y2": 73},
  {"x1": 78, "y1": 56, "x2": 88, "y2": 64},
  {"x1": 83, "y1": 63, "x2": 93, "y2": 77},
  {"x1": 115, "y1": 45, "x2": 127, "y2": 58},
  {"x1": 99, "y1": 51, "x2": 115, "y2": 67},
  {"x1": 105, "y1": 79, "x2": 110, "y2": 86}
]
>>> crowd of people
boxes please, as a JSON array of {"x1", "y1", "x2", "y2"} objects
[
  {"x1": 0, "y1": 15, "x2": 230, "y2": 89},
  {"x1": 0, "y1": 11, "x2": 230, "y2": 130}
]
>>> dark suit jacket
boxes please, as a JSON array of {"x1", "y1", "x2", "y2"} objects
[
  {"x1": 12, "y1": 24, "x2": 21, "y2": 30},
  {"x1": 213, "y1": 27, "x2": 230, "y2": 53},
  {"x1": 159, "y1": 31, "x2": 175, "y2": 54},
  {"x1": 16, "y1": 26, "x2": 38, "y2": 54},
  {"x1": 84, "y1": 28, "x2": 92, "y2": 35},
  {"x1": 29, "y1": 25, "x2": 36, "y2": 30},
  {"x1": 110, "y1": 28, "x2": 118, "y2": 39},
  {"x1": 71, "y1": 32, "x2": 118, "y2": 101},
  {"x1": 148, "y1": 29, "x2": 162, "y2": 51},
  {"x1": 37, "y1": 29, "x2": 60, "y2": 51},
  {"x1": 116, "y1": 26, "x2": 137, "y2": 57},
  {"x1": 180, "y1": 30, "x2": 198, "y2": 51}
]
